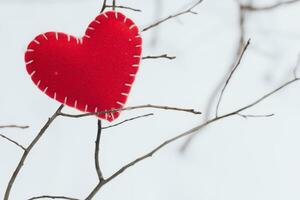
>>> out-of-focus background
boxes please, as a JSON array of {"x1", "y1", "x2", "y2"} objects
[{"x1": 1, "y1": 0, "x2": 300, "y2": 199}]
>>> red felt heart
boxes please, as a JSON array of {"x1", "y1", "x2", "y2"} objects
[{"x1": 25, "y1": 11, "x2": 142, "y2": 122}]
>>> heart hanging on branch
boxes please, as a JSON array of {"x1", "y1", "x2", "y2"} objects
[{"x1": 25, "y1": 11, "x2": 142, "y2": 122}]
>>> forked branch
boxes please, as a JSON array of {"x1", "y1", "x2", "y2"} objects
[{"x1": 142, "y1": 0, "x2": 204, "y2": 32}]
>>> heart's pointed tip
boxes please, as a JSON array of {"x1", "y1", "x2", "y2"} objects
[{"x1": 98, "y1": 111, "x2": 121, "y2": 122}]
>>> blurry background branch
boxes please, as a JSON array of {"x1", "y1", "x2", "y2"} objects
[
  {"x1": 0, "y1": 125, "x2": 29, "y2": 129},
  {"x1": 142, "y1": 54, "x2": 176, "y2": 60},
  {"x1": 142, "y1": 0, "x2": 203, "y2": 32},
  {"x1": 180, "y1": 0, "x2": 300, "y2": 152},
  {"x1": 0, "y1": 134, "x2": 26, "y2": 150}
]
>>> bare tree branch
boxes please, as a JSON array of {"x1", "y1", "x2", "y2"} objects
[
  {"x1": 107, "y1": 78, "x2": 300, "y2": 182},
  {"x1": 0, "y1": 125, "x2": 29, "y2": 129},
  {"x1": 28, "y1": 195, "x2": 79, "y2": 200},
  {"x1": 112, "y1": 0, "x2": 116, "y2": 11},
  {"x1": 100, "y1": 0, "x2": 107, "y2": 13},
  {"x1": 215, "y1": 39, "x2": 251, "y2": 117},
  {"x1": 102, "y1": 113, "x2": 154, "y2": 130},
  {"x1": 142, "y1": 54, "x2": 176, "y2": 60},
  {"x1": 0, "y1": 134, "x2": 26, "y2": 150},
  {"x1": 85, "y1": 76, "x2": 300, "y2": 199},
  {"x1": 106, "y1": 5, "x2": 141, "y2": 12},
  {"x1": 237, "y1": 113, "x2": 275, "y2": 119},
  {"x1": 241, "y1": 0, "x2": 300, "y2": 11},
  {"x1": 179, "y1": 1, "x2": 248, "y2": 152},
  {"x1": 4, "y1": 105, "x2": 64, "y2": 200},
  {"x1": 58, "y1": 104, "x2": 201, "y2": 118},
  {"x1": 142, "y1": 0, "x2": 204, "y2": 32},
  {"x1": 95, "y1": 120, "x2": 104, "y2": 182}
]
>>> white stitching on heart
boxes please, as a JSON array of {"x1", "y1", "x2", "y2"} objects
[
  {"x1": 116, "y1": 101, "x2": 124, "y2": 106},
  {"x1": 129, "y1": 25, "x2": 136, "y2": 30},
  {"x1": 30, "y1": 71, "x2": 36, "y2": 77},
  {"x1": 103, "y1": 13, "x2": 108, "y2": 18},
  {"x1": 42, "y1": 34, "x2": 48, "y2": 40},
  {"x1": 33, "y1": 39, "x2": 40, "y2": 45},
  {"x1": 43, "y1": 87, "x2": 48, "y2": 93},
  {"x1": 25, "y1": 11, "x2": 142, "y2": 121},
  {"x1": 26, "y1": 60, "x2": 34, "y2": 65},
  {"x1": 74, "y1": 100, "x2": 78, "y2": 108},
  {"x1": 64, "y1": 97, "x2": 68, "y2": 104}
]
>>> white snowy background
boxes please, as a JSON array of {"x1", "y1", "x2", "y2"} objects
[{"x1": 1, "y1": 0, "x2": 300, "y2": 199}]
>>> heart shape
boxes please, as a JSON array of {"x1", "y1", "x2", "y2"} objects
[{"x1": 25, "y1": 11, "x2": 142, "y2": 121}]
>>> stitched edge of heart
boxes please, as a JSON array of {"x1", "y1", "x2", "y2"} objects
[{"x1": 25, "y1": 11, "x2": 142, "y2": 122}]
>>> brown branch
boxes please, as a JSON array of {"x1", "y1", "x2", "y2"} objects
[
  {"x1": 0, "y1": 134, "x2": 26, "y2": 150},
  {"x1": 180, "y1": 2, "x2": 248, "y2": 152},
  {"x1": 215, "y1": 39, "x2": 251, "y2": 117},
  {"x1": 0, "y1": 125, "x2": 29, "y2": 129},
  {"x1": 112, "y1": 0, "x2": 116, "y2": 11},
  {"x1": 85, "y1": 76, "x2": 300, "y2": 199},
  {"x1": 237, "y1": 113, "x2": 275, "y2": 119},
  {"x1": 28, "y1": 195, "x2": 79, "y2": 200},
  {"x1": 58, "y1": 104, "x2": 201, "y2": 118},
  {"x1": 241, "y1": 0, "x2": 300, "y2": 11},
  {"x1": 108, "y1": 78, "x2": 300, "y2": 181},
  {"x1": 293, "y1": 54, "x2": 300, "y2": 78},
  {"x1": 142, "y1": 54, "x2": 176, "y2": 60},
  {"x1": 102, "y1": 113, "x2": 154, "y2": 130},
  {"x1": 142, "y1": 0, "x2": 204, "y2": 32},
  {"x1": 100, "y1": 0, "x2": 107, "y2": 13},
  {"x1": 95, "y1": 120, "x2": 104, "y2": 182},
  {"x1": 106, "y1": 5, "x2": 141, "y2": 12},
  {"x1": 4, "y1": 105, "x2": 64, "y2": 200}
]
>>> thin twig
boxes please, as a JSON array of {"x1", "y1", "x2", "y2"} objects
[
  {"x1": 142, "y1": 0, "x2": 203, "y2": 32},
  {"x1": 215, "y1": 39, "x2": 251, "y2": 117},
  {"x1": 179, "y1": 2, "x2": 247, "y2": 152},
  {"x1": 4, "y1": 105, "x2": 64, "y2": 200},
  {"x1": 0, "y1": 134, "x2": 26, "y2": 150},
  {"x1": 85, "y1": 77, "x2": 300, "y2": 199},
  {"x1": 28, "y1": 195, "x2": 79, "y2": 200},
  {"x1": 112, "y1": 0, "x2": 116, "y2": 11},
  {"x1": 58, "y1": 104, "x2": 201, "y2": 118},
  {"x1": 102, "y1": 113, "x2": 154, "y2": 130},
  {"x1": 293, "y1": 54, "x2": 300, "y2": 78},
  {"x1": 237, "y1": 113, "x2": 275, "y2": 119},
  {"x1": 106, "y1": 5, "x2": 141, "y2": 12},
  {"x1": 95, "y1": 120, "x2": 104, "y2": 182},
  {"x1": 241, "y1": 0, "x2": 300, "y2": 11},
  {"x1": 100, "y1": 0, "x2": 107, "y2": 13},
  {"x1": 142, "y1": 54, "x2": 176, "y2": 60},
  {"x1": 0, "y1": 125, "x2": 29, "y2": 129}
]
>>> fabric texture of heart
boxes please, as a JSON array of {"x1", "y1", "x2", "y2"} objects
[{"x1": 25, "y1": 11, "x2": 142, "y2": 122}]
